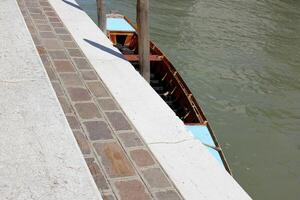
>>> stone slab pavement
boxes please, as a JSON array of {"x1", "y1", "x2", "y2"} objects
[
  {"x1": 16, "y1": 0, "x2": 183, "y2": 199},
  {"x1": 0, "y1": 0, "x2": 102, "y2": 199}
]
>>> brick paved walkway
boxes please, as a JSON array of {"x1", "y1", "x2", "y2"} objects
[{"x1": 17, "y1": 0, "x2": 182, "y2": 199}]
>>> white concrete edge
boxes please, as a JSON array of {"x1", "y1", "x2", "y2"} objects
[
  {"x1": 48, "y1": 0, "x2": 252, "y2": 199},
  {"x1": 0, "y1": 0, "x2": 102, "y2": 199}
]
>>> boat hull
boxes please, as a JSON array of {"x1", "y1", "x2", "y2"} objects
[{"x1": 106, "y1": 14, "x2": 231, "y2": 174}]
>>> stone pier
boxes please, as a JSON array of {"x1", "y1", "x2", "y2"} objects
[{"x1": 0, "y1": 0, "x2": 252, "y2": 199}]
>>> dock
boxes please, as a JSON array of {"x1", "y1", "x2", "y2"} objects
[{"x1": 0, "y1": 0, "x2": 252, "y2": 199}]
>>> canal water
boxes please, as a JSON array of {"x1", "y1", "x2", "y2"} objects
[{"x1": 76, "y1": 0, "x2": 300, "y2": 199}]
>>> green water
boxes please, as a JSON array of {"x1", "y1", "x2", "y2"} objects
[{"x1": 76, "y1": 0, "x2": 300, "y2": 199}]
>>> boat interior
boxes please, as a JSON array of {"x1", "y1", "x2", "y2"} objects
[{"x1": 106, "y1": 15, "x2": 231, "y2": 174}]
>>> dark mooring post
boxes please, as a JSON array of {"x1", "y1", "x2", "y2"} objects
[
  {"x1": 96, "y1": 0, "x2": 106, "y2": 34},
  {"x1": 137, "y1": 0, "x2": 150, "y2": 82}
]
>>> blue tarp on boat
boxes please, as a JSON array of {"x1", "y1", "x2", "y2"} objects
[
  {"x1": 186, "y1": 125, "x2": 223, "y2": 165},
  {"x1": 107, "y1": 18, "x2": 135, "y2": 32}
]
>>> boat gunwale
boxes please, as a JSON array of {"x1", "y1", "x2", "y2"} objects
[{"x1": 107, "y1": 14, "x2": 232, "y2": 174}]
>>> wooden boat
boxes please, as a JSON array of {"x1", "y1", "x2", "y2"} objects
[{"x1": 106, "y1": 14, "x2": 232, "y2": 174}]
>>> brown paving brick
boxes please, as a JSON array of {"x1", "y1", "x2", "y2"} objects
[
  {"x1": 22, "y1": 11, "x2": 29, "y2": 18},
  {"x1": 34, "y1": 19, "x2": 49, "y2": 25},
  {"x1": 37, "y1": 19, "x2": 49, "y2": 25},
  {"x1": 59, "y1": 34, "x2": 73, "y2": 41},
  {"x1": 37, "y1": 24, "x2": 52, "y2": 31},
  {"x1": 84, "y1": 121, "x2": 113, "y2": 140},
  {"x1": 26, "y1": 2, "x2": 39, "y2": 8},
  {"x1": 85, "y1": 157, "x2": 101, "y2": 176},
  {"x1": 93, "y1": 174, "x2": 110, "y2": 192},
  {"x1": 20, "y1": 8, "x2": 28, "y2": 15},
  {"x1": 64, "y1": 41, "x2": 77, "y2": 48},
  {"x1": 49, "y1": 17, "x2": 60, "y2": 23},
  {"x1": 24, "y1": 17, "x2": 33, "y2": 26},
  {"x1": 25, "y1": 18, "x2": 33, "y2": 25},
  {"x1": 85, "y1": 157, "x2": 110, "y2": 191},
  {"x1": 31, "y1": 34, "x2": 41, "y2": 46},
  {"x1": 73, "y1": 58, "x2": 91, "y2": 69},
  {"x1": 32, "y1": 34, "x2": 41, "y2": 45},
  {"x1": 28, "y1": 23, "x2": 37, "y2": 30},
  {"x1": 36, "y1": 46, "x2": 46, "y2": 55},
  {"x1": 43, "y1": 7, "x2": 53, "y2": 12},
  {"x1": 40, "y1": 1, "x2": 50, "y2": 7},
  {"x1": 118, "y1": 132, "x2": 143, "y2": 147},
  {"x1": 20, "y1": 7, "x2": 27, "y2": 12},
  {"x1": 24, "y1": 0, "x2": 38, "y2": 6},
  {"x1": 98, "y1": 99, "x2": 118, "y2": 111},
  {"x1": 81, "y1": 70, "x2": 98, "y2": 81},
  {"x1": 60, "y1": 73, "x2": 83, "y2": 87},
  {"x1": 68, "y1": 48, "x2": 84, "y2": 57},
  {"x1": 67, "y1": 87, "x2": 91, "y2": 101},
  {"x1": 40, "y1": 54, "x2": 51, "y2": 67},
  {"x1": 114, "y1": 179, "x2": 151, "y2": 200},
  {"x1": 87, "y1": 82, "x2": 109, "y2": 97},
  {"x1": 73, "y1": 130, "x2": 91, "y2": 155},
  {"x1": 102, "y1": 194, "x2": 116, "y2": 200},
  {"x1": 130, "y1": 149, "x2": 155, "y2": 167},
  {"x1": 28, "y1": 7, "x2": 42, "y2": 14},
  {"x1": 51, "y1": 22, "x2": 64, "y2": 28},
  {"x1": 26, "y1": 21, "x2": 34, "y2": 30},
  {"x1": 142, "y1": 168, "x2": 171, "y2": 189},
  {"x1": 54, "y1": 27, "x2": 68, "y2": 34},
  {"x1": 51, "y1": 81, "x2": 64, "y2": 96},
  {"x1": 66, "y1": 115, "x2": 81, "y2": 130},
  {"x1": 44, "y1": 66, "x2": 57, "y2": 81},
  {"x1": 53, "y1": 60, "x2": 75, "y2": 72},
  {"x1": 106, "y1": 112, "x2": 131, "y2": 131},
  {"x1": 27, "y1": 25, "x2": 36, "y2": 34},
  {"x1": 49, "y1": 50, "x2": 68, "y2": 60},
  {"x1": 57, "y1": 96, "x2": 72, "y2": 114},
  {"x1": 155, "y1": 190, "x2": 181, "y2": 200},
  {"x1": 26, "y1": 21, "x2": 35, "y2": 32},
  {"x1": 30, "y1": 13, "x2": 46, "y2": 20},
  {"x1": 24, "y1": 15, "x2": 31, "y2": 22},
  {"x1": 74, "y1": 102, "x2": 102, "y2": 119},
  {"x1": 45, "y1": 11, "x2": 56, "y2": 17},
  {"x1": 93, "y1": 142, "x2": 135, "y2": 178},
  {"x1": 39, "y1": 31, "x2": 56, "y2": 39},
  {"x1": 41, "y1": 39, "x2": 62, "y2": 49}
]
